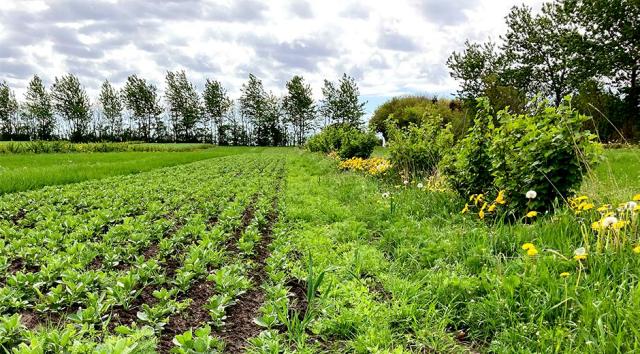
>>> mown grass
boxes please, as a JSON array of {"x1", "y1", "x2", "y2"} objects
[
  {"x1": 280, "y1": 147, "x2": 640, "y2": 352},
  {"x1": 0, "y1": 146, "x2": 263, "y2": 194}
]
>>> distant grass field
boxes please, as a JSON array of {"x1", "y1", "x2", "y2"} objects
[
  {"x1": 581, "y1": 148, "x2": 640, "y2": 201},
  {"x1": 0, "y1": 141, "x2": 213, "y2": 154},
  {"x1": 0, "y1": 146, "x2": 263, "y2": 194}
]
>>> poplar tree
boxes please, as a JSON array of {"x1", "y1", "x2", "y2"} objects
[
  {"x1": 165, "y1": 70, "x2": 202, "y2": 142},
  {"x1": 283, "y1": 75, "x2": 315, "y2": 145},
  {"x1": 99, "y1": 80, "x2": 123, "y2": 140},
  {"x1": 203, "y1": 79, "x2": 232, "y2": 144},
  {"x1": 122, "y1": 75, "x2": 163, "y2": 142},
  {"x1": 24, "y1": 75, "x2": 55, "y2": 140},
  {"x1": 50, "y1": 74, "x2": 91, "y2": 142}
]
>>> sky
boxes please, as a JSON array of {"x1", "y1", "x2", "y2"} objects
[{"x1": 0, "y1": 0, "x2": 544, "y2": 117}]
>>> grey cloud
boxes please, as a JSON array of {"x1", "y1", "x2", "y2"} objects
[
  {"x1": 377, "y1": 29, "x2": 420, "y2": 52},
  {"x1": 414, "y1": 0, "x2": 476, "y2": 25},
  {"x1": 289, "y1": 1, "x2": 313, "y2": 18},
  {"x1": 0, "y1": 60, "x2": 38, "y2": 79},
  {"x1": 241, "y1": 33, "x2": 339, "y2": 71},
  {"x1": 341, "y1": 3, "x2": 369, "y2": 19}
]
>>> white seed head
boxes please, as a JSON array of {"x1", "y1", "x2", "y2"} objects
[{"x1": 525, "y1": 190, "x2": 537, "y2": 199}]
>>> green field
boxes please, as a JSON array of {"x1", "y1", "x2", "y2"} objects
[
  {"x1": 0, "y1": 148, "x2": 639, "y2": 353},
  {"x1": 0, "y1": 147, "x2": 262, "y2": 194}
]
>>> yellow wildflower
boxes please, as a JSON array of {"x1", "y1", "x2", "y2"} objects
[
  {"x1": 633, "y1": 245, "x2": 640, "y2": 254},
  {"x1": 522, "y1": 243, "x2": 535, "y2": 250},
  {"x1": 574, "y1": 196, "x2": 588, "y2": 202},
  {"x1": 597, "y1": 204, "x2": 611, "y2": 213},
  {"x1": 526, "y1": 211, "x2": 538, "y2": 218},
  {"x1": 579, "y1": 202, "x2": 594, "y2": 211},
  {"x1": 461, "y1": 203, "x2": 469, "y2": 214},
  {"x1": 478, "y1": 210, "x2": 485, "y2": 219},
  {"x1": 612, "y1": 220, "x2": 628, "y2": 230},
  {"x1": 527, "y1": 247, "x2": 539, "y2": 256},
  {"x1": 488, "y1": 203, "x2": 497, "y2": 212},
  {"x1": 633, "y1": 194, "x2": 640, "y2": 201},
  {"x1": 591, "y1": 221, "x2": 601, "y2": 231},
  {"x1": 560, "y1": 272, "x2": 570, "y2": 278},
  {"x1": 495, "y1": 190, "x2": 507, "y2": 205},
  {"x1": 573, "y1": 247, "x2": 588, "y2": 261}
]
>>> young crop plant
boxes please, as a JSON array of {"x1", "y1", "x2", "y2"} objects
[{"x1": 171, "y1": 325, "x2": 224, "y2": 354}]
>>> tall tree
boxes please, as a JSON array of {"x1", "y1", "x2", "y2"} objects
[
  {"x1": 0, "y1": 81, "x2": 19, "y2": 139},
  {"x1": 320, "y1": 73, "x2": 366, "y2": 127},
  {"x1": 283, "y1": 75, "x2": 315, "y2": 145},
  {"x1": 23, "y1": 75, "x2": 55, "y2": 140},
  {"x1": 566, "y1": 0, "x2": 640, "y2": 138},
  {"x1": 203, "y1": 79, "x2": 232, "y2": 144},
  {"x1": 165, "y1": 70, "x2": 202, "y2": 142},
  {"x1": 447, "y1": 41, "x2": 502, "y2": 101},
  {"x1": 99, "y1": 80, "x2": 124, "y2": 141},
  {"x1": 122, "y1": 75, "x2": 163, "y2": 142},
  {"x1": 501, "y1": 4, "x2": 591, "y2": 105},
  {"x1": 239, "y1": 74, "x2": 269, "y2": 145},
  {"x1": 50, "y1": 74, "x2": 91, "y2": 142}
]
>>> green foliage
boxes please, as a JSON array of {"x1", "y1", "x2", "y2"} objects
[
  {"x1": 0, "y1": 81, "x2": 19, "y2": 140},
  {"x1": 440, "y1": 98, "x2": 496, "y2": 197},
  {"x1": 444, "y1": 96, "x2": 602, "y2": 213},
  {"x1": 320, "y1": 74, "x2": 366, "y2": 128},
  {"x1": 50, "y1": 74, "x2": 92, "y2": 142},
  {"x1": 171, "y1": 325, "x2": 224, "y2": 353},
  {"x1": 369, "y1": 95, "x2": 468, "y2": 139},
  {"x1": 122, "y1": 75, "x2": 164, "y2": 142},
  {"x1": 165, "y1": 70, "x2": 203, "y2": 142},
  {"x1": 387, "y1": 116, "x2": 454, "y2": 179},
  {"x1": 23, "y1": 75, "x2": 55, "y2": 140},
  {"x1": 283, "y1": 75, "x2": 316, "y2": 145},
  {"x1": 202, "y1": 79, "x2": 232, "y2": 145},
  {"x1": 306, "y1": 124, "x2": 378, "y2": 159},
  {"x1": 99, "y1": 80, "x2": 124, "y2": 140}
]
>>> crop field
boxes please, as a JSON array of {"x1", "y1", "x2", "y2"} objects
[{"x1": 1, "y1": 147, "x2": 639, "y2": 353}]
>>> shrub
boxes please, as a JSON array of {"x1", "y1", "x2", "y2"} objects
[
  {"x1": 440, "y1": 98, "x2": 495, "y2": 197},
  {"x1": 443, "y1": 96, "x2": 602, "y2": 215},
  {"x1": 306, "y1": 124, "x2": 378, "y2": 159},
  {"x1": 387, "y1": 116, "x2": 454, "y2": 179}
]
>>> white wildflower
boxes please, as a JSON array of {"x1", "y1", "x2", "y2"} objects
[
  {"x1": 382, "y1": 192, "x2": 390, "y2": 199},
  {"x1": 525, "y1": 190, "x2": 537, "y2": 199},
  {"x1": 602, "y1": 216, "x2": 618, "y2": 228},
  {"x1": 417, "y1": 182, "x2": 424, "y2": 189},
  {"x1": 625, "y1": 201, "x2": 637, "y2": 211}
]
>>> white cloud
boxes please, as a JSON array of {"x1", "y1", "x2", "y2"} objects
[{"x1": 0, "y1": 0, "x2": 545, "y2": 109}]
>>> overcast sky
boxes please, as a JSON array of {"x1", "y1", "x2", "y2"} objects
[{"x1": 0, "y1": 0, "x2": 544, "y2": 116}]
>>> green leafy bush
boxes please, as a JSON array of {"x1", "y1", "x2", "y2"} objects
[
  {"x1": 440, "y1": 98, "x2": 495, "y2": 197},
  {"x1": 443, "y1": 96, "x2": 602, "y2": 214},
  {"x1": 387, "y1": 116, "x2": 454, "y2": 179},
  {"x1": 306, "y1": 124, "x2": 378, "y2": 159}
]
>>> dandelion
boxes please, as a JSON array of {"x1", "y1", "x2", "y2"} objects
[
  {"x1": 461, "y1": 203, "x2": 469, "y2": 214},
  {"x1": 522, "y1": 243, "x2": 535, "y2": 250},
  {"x1": 382, "y1": 192, "x2": 390, "y2": 199},
  {"x1": 579, "y1": 202, "x2": 595, "y2": 211},
  {"x1": 612, "y1": 220, "x2": 628, "y2": 230},
  {"x1": 526, "y1": 190, "x2": 537, "y2": 199},
  {"x1": 574, "y1": 196, "x2": 588, "y2": 202},
  {"x1": 625, "y1": 201, "x2": 637, "y2": 211},
  {"x1": 417, "y1": 182, "x2": 424, "y2": 189},
  {"x1": 573, "y1": 247, "x2": 588, "y2": 261},
  {"x1": 478, "y1": 210, "x2": 485, "y2": 219},
  {"x1": 403, "y1": 180, "x2": 409, "y2": 186},
  {"x1": 526, "y1": 211, "x2": 538, "y2": 218},
  {"x1": 527, "y1": 247, "x2": 539, "y2": 256},
  {"x1": 495, "y1": 190, "x2": 507, "y2": 205},
  {"x1": 633, "y1": 245, "x2": 640, "y2": 254},
  {"x1": 597, "y1": 204, "x2": 611, "y2": 213},
  {"x1": 591, "y1": 221, "x2": 601, "y2": 231},
  {"x1": 602, "y1": 216, "x2": 618, "y2": 228},
  {"x1": 560, "y1": 272, "x2": 570, "y2": 278},
  {"x1": 488, "y1": 203, "x2": 497, "y2": 212},
  {"x1": 633, "y1": 194, "x2": 640, "y2": 201}
]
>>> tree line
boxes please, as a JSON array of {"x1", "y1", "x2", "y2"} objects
[
  {"x1": 447, "y1": 0, "x2": 639, "y2": 141},
  {"x1": 0, "y1": 72, "x2": 366, "y2": 145}
]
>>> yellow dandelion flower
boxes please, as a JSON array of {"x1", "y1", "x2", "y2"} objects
[
  {"x1": 633, "y1": 194, "x2": 640, "y2": 201},
  {"x1": 495, "y1": 190, "x2": 507, "y2": 205},
  {"x1": 633, "y1": 245, "x2": 640, "y2": 254},
  {"x1": 573, "y1": 247, "x2": 588, "y2": 261},
  {"x1": 526, "y1": 211, "x2": 538, "y2": 218},
  {"x1": 461, "y1": 203, "x2": 469, "y2": 214},
  {"x1": 560, "y1": 272, "x2": 570, "y2": 278},
  {"x1": 478, "y1": 210, "x2": 485, "y2": 219},
  {"x1": 527, "y1": 247, "x2": 539, "y2": 257},
  {"x1": 488, "y1": 203, "x2": 497, "y2": 212},
  {"x1": 597, "y1": 204, "x2": 611, "y2": 213},
  {"x1": 612, "y1": 220, "x2": 628, "y2": 230},
  {"x1": 522, "y1": 243, "x2": 535, "y2": 250},
  {"x1": 579, "y1": 203, "x2": 594, "y2": 211},
  {"x1": 591, "y1": 221, "x2": 601, "y2": 231}
]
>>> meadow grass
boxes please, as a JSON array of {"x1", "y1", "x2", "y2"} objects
[
  {"x1": 581, "y1": 147, "x2": 640, "y2": 201},
  {"x1": 0, "y1": 146, "x2": 262, "y2": 194},
  {"x1": 280, "y1": 148, "x2": 640, "y2": 352}
]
